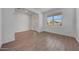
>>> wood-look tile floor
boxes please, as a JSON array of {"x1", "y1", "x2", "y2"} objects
[{"x1": 2, "y1": 30, "x2": 79, "y2": 51}]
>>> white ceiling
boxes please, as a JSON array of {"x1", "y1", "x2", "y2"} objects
[
  {"x1": 32, "y1": 8, "x2": 52, "y2": 12},
  {"x1": 16, "y1": 8, "x2": 62, "y2": 14},
  {"x1": 27, "y1": 8, "x2": 55, "y2": 13}
]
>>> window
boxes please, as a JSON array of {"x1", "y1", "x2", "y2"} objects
[{"x1": 47, "y1": 15, "x2": 63, "y2": 27}]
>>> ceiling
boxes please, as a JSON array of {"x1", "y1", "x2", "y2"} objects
[
  {"x1": 27, "y1": 8, "x2": 56, "y2": 13},
  {"x1": 16, "y1": 8, "x2": 62, "y2": 15},
  {"x1": 32, "y1": 8, "x2": 52, "y2": 12}
]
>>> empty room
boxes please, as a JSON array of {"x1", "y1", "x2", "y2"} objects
[{"x1": 0, "y1": 8, "x2": 79, "y2": 51}]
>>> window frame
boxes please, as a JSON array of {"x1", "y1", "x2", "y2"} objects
[{"x1": 47, "y1": 14, "x2": 63, "y2": 27}]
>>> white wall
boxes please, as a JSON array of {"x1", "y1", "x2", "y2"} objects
[
  {"x1": 1, "y1": 8, "x2": 39, "y2": 44},
  {"x1": 76, "y1": 8, "x2": 79, "y2": 43},
  {"x1": 15, "y1": 13, "x2": 30, "y2": 32},
  {"x1": 2, "y1": 8, "x2": 16, "y2": 44},
  {"x1": 27, "y1": 8, "x2": 42, "y2": 32},
  {"x1": 38, "y1": 13, "x2": 43, "y2": 32},
  {"x1": 42, "y1": 8, "x2": 76, "y2": 37},
  {"x1": 0, "y1": 8, "x2": 2, "y2": 47}
]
